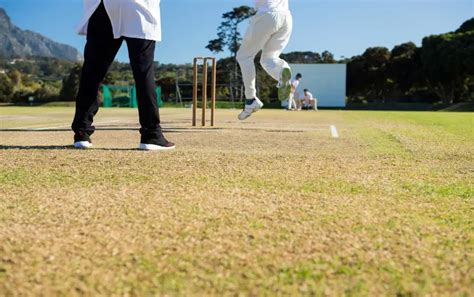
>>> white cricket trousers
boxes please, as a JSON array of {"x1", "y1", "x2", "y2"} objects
[
  {"x1": 288, "y1": 92, "x2": 297, "y2": 110},
  {"x1": 237, "y1": 11, "x2": 293, "y2": 99}
]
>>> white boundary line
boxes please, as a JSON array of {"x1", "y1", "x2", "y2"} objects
[{"x1": 330, "y1": 125, "x2": 339, "y2": 138}]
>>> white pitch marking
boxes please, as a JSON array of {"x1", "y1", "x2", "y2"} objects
[
  {"x1": 12, "y1": 123, "x2": 69, "y2": 130},
  {"x1": 32, "y1": 124, "x2": 72, "y2": 131},
  {"x1": 330, "y1": 125, "x2": 339, "y2": 138},
  {"x1": 13, "y1": 120, "x2": 123, "y2": 131}
]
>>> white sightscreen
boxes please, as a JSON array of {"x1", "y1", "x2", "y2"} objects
[{"x1": 289, "y1": 64, "x2": 347, "y2": 107}]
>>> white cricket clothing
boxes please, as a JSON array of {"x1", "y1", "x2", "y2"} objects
[
  {"x1": 304, "y1": 92, "x2": 318, "y2": 110},
  {"x1": 237, "y1": 11, "x2": 293, "y2": 99},
  {"x1": 255, "y1": 0, "x2": 290, "y2": 14},
  {"x1": 77, "y1": 0, "x2": 162, "y2": 41},
  {"x1": 290, "y1": 78, "x2": 300, "y2": 93},
  {"x1": 304, "y1": 92, "x2": 314, "y2": 100},
  {"x1": 288, "y1": 92, "x2": 297, "y2": 110}
]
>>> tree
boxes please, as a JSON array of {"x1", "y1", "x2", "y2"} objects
[
  {"x1": 156, "y1": 77, "x2": 176, "y2": 101},
  {"x1": 321, "y1": 51, "x2": 336, "y2": 63},
  {"x1": 0, "y1": 73, "x2": 14, "y2": 102},
  {"x1": 206, "y1": 6, "x2": 256, "y2": 101},
  {"x1": 206, "y1": 6, "x2": 256, "y2": 58},
  {"x1": 391, "y1": 42, "x2": 417, "y2": 58},
  {"x1": 7, "y1": 69, "x2": 21, "y2": 90},
  {"x1": 60, "y1": 63, "x2": 82, "y2": 101},
  {"x1": 347, "y1": 47, "x2": 391, "y2": 103},
  {"x1": 456, "y1": 18, "x2": 474, "y2": 33},
  {"x1": 281, "y1": 51, "x2": 322, "y2": 64},
  {"x1": 421, "y1": 31, "x2": 474, "y2": 104},
  {"x1": 35, "y1": 82, "x2": 61, "y2": 102},
  {"x1": 387, "y1": 42, "x2": 422, "y2": 96}
]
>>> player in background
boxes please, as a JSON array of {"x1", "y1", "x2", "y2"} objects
[
  {"x1": 303, "y1": 88, "x2": 318, "y2": 111},
  {"x1": 288, "y1": 73, "x2": 302, "y2": 110}
]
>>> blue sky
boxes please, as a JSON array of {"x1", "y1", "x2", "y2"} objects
[{"x1": 0, "y1": 0, "x2": 472, "y2": 64}]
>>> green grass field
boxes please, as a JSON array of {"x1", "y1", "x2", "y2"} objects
[{"x1": 0, "y1": 107, "x2": 472, "y2": 296}]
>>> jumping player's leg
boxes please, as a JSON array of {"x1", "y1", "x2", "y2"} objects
[
  {"x1": 260, "y1": 14, "x2": 293, "y2": 81},
  {"x1": 237, "y1": 15, "x2": 276, "y2": 100},
  {"x1": 260, "y1": 13, "x2": 293, "y2": 101},
  {"x1": 72, "y1": 2, "x2": 122, "y2": 148},
  {"x1": 236, "y1": 14, "x2": 277, "y2": 120}
]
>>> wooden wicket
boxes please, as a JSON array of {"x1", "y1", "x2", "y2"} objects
[{"x1": 193, "y1": 57, "x2": 217, "y2": 127}]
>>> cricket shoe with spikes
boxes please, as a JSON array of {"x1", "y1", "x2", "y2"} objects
[
  {"x1": 238, "y1": 98, "x2": 264, "y2": 121},
  {"x1": 277, "y1": 67, "x2": 292, "y2": 101}
]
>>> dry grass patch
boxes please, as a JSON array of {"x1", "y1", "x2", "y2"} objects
[{"x1": 0, "y1": 107, "x2": 472, "y2": 295}]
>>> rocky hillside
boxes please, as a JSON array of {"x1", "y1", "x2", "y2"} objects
[{"x1": 0, "y1": 8, "x2": 81, "y2": 61}]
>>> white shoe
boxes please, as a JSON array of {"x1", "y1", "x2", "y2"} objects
[
  {"x1": 139, "y1": 143, "x2": 176, "y2": 151},
  {"x1": 74, "y1": 141, "x2": 93, "y2": 149},
  {"x1": 238, "y1": 98, "x2": 264, "y2": 121}
]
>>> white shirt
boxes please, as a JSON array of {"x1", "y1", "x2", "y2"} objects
[
  {"x1": 290, "y1": 78, "x2": 299, "y2": 94},
  {"x1": 77, "y1": 0, "x2": 162, "y2": 41},
  {"x1": 304, "y1": 92, "x2": 314, "y2": 100},
  {"x1": 255, "y1": 0, "x2": 290, "y2": 14}
]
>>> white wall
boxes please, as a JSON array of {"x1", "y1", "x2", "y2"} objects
[{"x1": 289, "y1": 64, "x2": 347, "y2": 107}]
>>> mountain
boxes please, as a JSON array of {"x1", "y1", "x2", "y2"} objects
[{"x1": 0, "y1": 8, "x2": 81, "y2": 61}]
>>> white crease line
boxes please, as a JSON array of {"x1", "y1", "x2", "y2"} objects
[
  {"x1": 330, "y1": 125, "x2": 339, "y2": 138},
  {"x1": 10, "y1": 123, "x2": 69, "y2": 130},
  {"x1": 12, "y1": 120, "x2": 123, "y2": 131},
  {"x1": 32, "y1": 124, "x2": 72, "y2": 131}
]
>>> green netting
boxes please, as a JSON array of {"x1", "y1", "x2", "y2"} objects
[
  {"x1": 102, "y1": 85, "x2": 113, "y2": 108},
  {"x1": 102, "y1": 85, "x2": 163, "y2": 108}
]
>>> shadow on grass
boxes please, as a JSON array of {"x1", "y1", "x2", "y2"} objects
[
  {"x1": 0, "y1": 127, "x2": 223, "y2": 133},
  {"x1": 0, "y1": 145, "x2": 142, "y2": 151},
  {"x1": 0, "y1": 127, "x2": 310, "y2": 133},
  {"x1": 0, "y1": 145, "x2": 73, "y2": 150}
]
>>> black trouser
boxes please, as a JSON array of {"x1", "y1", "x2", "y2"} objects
[{"x1": 72, "y1": 2, "x2": 162, "y2": 140}]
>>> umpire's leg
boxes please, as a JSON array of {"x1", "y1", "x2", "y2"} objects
[
  {"x1": 126, "y1": 38, "x2": 163, "y2": 141},
  {"x1": 72, "y1": 2, "x2": 122, "y2": 136}
]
